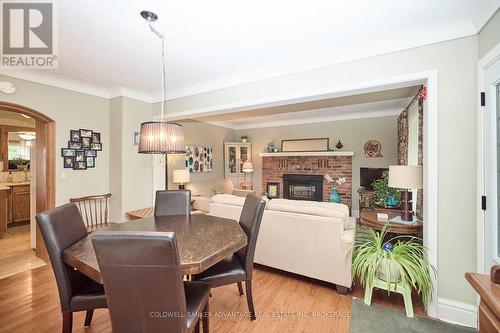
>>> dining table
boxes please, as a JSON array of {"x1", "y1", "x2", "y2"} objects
[{"x1": 63, "y1": 214, "x2": 248, "y2": 283}]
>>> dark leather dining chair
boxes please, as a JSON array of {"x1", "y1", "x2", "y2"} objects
[
  {"x1": 35, "y1": 203, "x2": 107, "y2": 333},
  {"x1": 154, "y1": 190, "x2": 191, "y2": 216},
  {"x1": 194, "y1": 194, "x2": 266, "y2": 320},
  {"x1": 91, "y1": 231, "x2": 210, "y2": 333}
]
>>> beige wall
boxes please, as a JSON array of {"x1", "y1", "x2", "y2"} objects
[
  {"x1": 0, "y1": 75, "x2": 110, "y2": 206},
  {"x1": 235, "y1": 116, "x2": 399, "y2": 213},
  {"x1": 164, "y1": 120, "x2": 235, "y2": 189},
  {"x1": 165, "y1": 36, "x2": 479, "y2": 305},
  {"x1": 109, "y1": 97, "x2": 153, "y2": 221},
  {"x1": 479, "y1": 8, "x2": 500, "y2": 59}
]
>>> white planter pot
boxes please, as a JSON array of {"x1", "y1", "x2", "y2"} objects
[{"x1": 377, "y1": 258, "x2": 401, "y2": 282}]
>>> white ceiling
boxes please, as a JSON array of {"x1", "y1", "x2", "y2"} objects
[{"x1": 4, "y1": 0, "x2": 499, "y2": 102}]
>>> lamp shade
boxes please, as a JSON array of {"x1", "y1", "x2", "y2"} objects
[
  {"x1": 172, "y1": 169, "x2": 190, "y2": 184},
  {"x1": 138, "y1": 121, "x2": 186, "y2": 154},
  {"x1": 242, "y1": 160, "x2": 254, "y2": 173},
  {"x1": 388, "y1": 165, "x2": 423, "y2": 189}
]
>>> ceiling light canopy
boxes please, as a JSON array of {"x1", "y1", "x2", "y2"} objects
[
  {"x1": 138, "y1": 11, "x2": 185, "y2": 154},
  {"x1": 18, "y1": 132, "x2": 36, "y2": 141}
]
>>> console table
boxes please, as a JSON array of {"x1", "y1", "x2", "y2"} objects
[{"x1": 359, "y1": 210, "x2": 423, "y2": 236}]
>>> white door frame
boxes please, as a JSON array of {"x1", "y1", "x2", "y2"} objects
[
  {"x1": 477, "y1": 42, "x2": 500, "y2": 275},
  {"x1": 153, "y1": 69, "x2": 439, "y2": 316}
]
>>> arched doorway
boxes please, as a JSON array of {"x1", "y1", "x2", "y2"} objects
[{"x1": 0, "y1": 101, "x2": 55, "y2": 261}]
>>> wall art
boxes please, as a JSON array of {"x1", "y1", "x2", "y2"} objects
[{"x1": 185, "y1": 145, "x2": 213, "y2": 173}]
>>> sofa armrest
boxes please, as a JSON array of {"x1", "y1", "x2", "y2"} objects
[{"x1": 233, "y1": 189, "x2": 256, "y2": 197}]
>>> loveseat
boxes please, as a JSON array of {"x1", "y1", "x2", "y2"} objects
[{"x1": 208, "y1": 194, "x2": 356, "y2": 293}]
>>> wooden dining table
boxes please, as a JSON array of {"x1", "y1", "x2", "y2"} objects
[{"x1": 63, "y1": 214, "x2": 247, "y2": 283}]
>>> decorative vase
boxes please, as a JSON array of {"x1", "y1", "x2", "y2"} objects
[
  {"x1": 329, "y1": 188, "x2": 341, "y2": 203},
  {"x1": 385, "y1": 195, "x2": 399, "y2": 207},
  {"x1": 241, "y1": 138, "x2": 247, "y2": 143}
]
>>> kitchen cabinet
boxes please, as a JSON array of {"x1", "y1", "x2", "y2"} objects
[
  {"x1": 0, "y1": 189, "x2": 8, "y2": 235},
  {"x1": 11, "y1": 185, "x2": 30, "y2": 223}
]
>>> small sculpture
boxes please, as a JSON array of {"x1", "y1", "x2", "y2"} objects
[{"x1": 335, "y1": 140, "x2": 343, "y2": 149}]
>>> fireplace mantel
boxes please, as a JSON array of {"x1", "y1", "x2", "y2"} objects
[{"x1": 259, "y1": 151, "x2": 354, "y2": 157}]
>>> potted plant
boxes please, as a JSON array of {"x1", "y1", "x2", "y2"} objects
[
  {"x1": 371, "y1": 170, "x2": 401, "y2": 207},
  {"x1": 241, "y1": 135, "x2": 248, "y2": 143},
  {"x1": 352, "y1": 225, "x2": 436, "y2": 308}
]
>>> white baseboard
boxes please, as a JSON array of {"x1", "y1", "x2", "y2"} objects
[{"x1": 437, "y1": 298, "x2": 477, "y2": 328}]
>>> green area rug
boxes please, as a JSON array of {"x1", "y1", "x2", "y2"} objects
[{"x1": 350, "y1": 299, "x2": 476, "y2": 333}]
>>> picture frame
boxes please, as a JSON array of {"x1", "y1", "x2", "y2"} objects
[
  {"x1": 70, "y1": 130, "x2": 80, "y2": 142},
  {"x1": 86, "y1": 157, "x2": 95, "y2": 168},
  {"x1": 73, "y1": 161, "x2": 87, "y2": 170},
  {"x1": 266, "y1": 182, "x2": 280, "y2": 198},
  {"x1": 79, "y1": 129, "x2": 93, "y2": 138},
  {"x1": 61, "y1": 148, "x2": 76, "y2": 157},
  {"x1": 84, "y1": 149, "x2": 97, "y2": 157},
  {"x1": 63, "y1": 157, "x2": 74, "y2": 169},
  {"x1": 92, "y1": 132, "x2": 101, "y2": 143},
  {"x1": 75, "y1": 150, "x2": 85, "y2": 162},
  {"x1": 68, "y1": 141, "x2": 82, "y2": 150},
  {"x1": 281, "y1": 138, "x2": 329, "y2": 152},
  {"x1": 91, "y1": 143, "x2": 102, "y2": 151},
  {"x1": 81, "y1": 137, "x2": 91, "y2": 148}
]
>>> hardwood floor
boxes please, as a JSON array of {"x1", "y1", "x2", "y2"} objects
[
  {"x1": 0, "y1": 262, "x2": 426, "y2": 333},
  {"x1": 0, "y1": 224, "x2": 46, "y2": 280}
]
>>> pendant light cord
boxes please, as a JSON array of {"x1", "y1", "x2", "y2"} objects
[{"x1": 148, "y1": 23, "x2": 166, "y2": 122}]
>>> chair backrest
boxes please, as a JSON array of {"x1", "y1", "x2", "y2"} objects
[
  {"x1": 35, "y1": 203, "x2": 89, "y2": 312},
  {"x1": 154, "y1": 190, "x2": 191, "y2": 217},
  {"x1": 236, "y1": 194, "x2": 266, "y2": 278},
  {"x1": 70, "y1": 193, "x2": 111, "y2": 230},
  {"x1": 91, "y1": 231, "x2": 187, "y2": 333}
]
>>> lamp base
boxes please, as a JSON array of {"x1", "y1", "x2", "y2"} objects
[
  {"x1": 400, "y1": 190, "x2": 413, "y2": 222},
  {"x1": 178, "y1": 184, "x2": 185, "y2": 190}
]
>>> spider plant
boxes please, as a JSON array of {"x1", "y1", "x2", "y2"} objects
[{"x1": 352, "y1": 224, "x2": 437, "y2": 308}]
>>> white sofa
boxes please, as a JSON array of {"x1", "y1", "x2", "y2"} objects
[
  {"x1": 185, "y1": 179, "x2": 256, "y2": 212},
  {"x1": 209, "y1": 194, "x2": 356, "y2": 292}
]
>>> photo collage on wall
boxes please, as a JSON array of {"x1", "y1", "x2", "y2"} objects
[{"x1": 61, "y1": 129, "x2": 102, "y2": 170}]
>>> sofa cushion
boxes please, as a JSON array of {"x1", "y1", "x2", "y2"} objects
[
  {"x1": 211, "y1": 194, "x2": 247, "y2": 206},
  {"x1": 266, "y1": 199, "x2": 349, "y2": 220}
]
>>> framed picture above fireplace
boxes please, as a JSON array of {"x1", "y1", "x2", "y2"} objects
[
  {"x1": 266, "y1": 182, "x2": 280, "y2": 198},
  {"x1": 281, "y1": 138, "x2": 329, "y2": 152}
]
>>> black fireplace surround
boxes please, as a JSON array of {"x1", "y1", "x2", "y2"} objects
[{"x1": 283, "y1": 174, "x2": 323, "y2": 202}]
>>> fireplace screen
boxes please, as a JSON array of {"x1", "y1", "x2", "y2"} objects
[{"x1": 283, "y1": 174, "x2": 323, "y2": 201}]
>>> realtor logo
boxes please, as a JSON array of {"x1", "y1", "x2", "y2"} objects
[{"x1": 1, "y1": 1, "x2": 58, "y2": 68}]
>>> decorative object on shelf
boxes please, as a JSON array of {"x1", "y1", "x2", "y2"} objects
[
  {"x1": 137, "y1": 11, "x2": 185, "y2": 154},
  {"x1": 241, "y1": 135, "x2": 248, "y2": 143},
  {"x1": 266, "y1": 142, "x2": 279, "y2": 153},
  {"x1": 352, "y1": 225, "x2": 436, "y2": 317},
  {"x1": 62, "y1": 129, "x2": 102, "y2": 170},
  {"x1": 371, "y1": 170, "x2": 401, "y2": 208},
  {"x1": 266, "y1": 182, "x2": 280, "y2": 199},
  {"x1": 281, "y1": 138, "x2": 329, "y2": 152},
  {"x1": 388, "y1": 165, "x2": 423, "y2": 222},
  {"x1": 185, "y1": 145, "x2": 213, "y2": 173},
  {"x1": 335, "y1": 140, "x2": 343, "y2": 149},
  {"x1": 172, "y1": 169, "x2": 190, "y2": 189},
  {"x1": 325, "y1": 175, "x2": 345, "y2": 203},
  {"x1": 364, "y1": 140, "x2": 383, "y2": 157}
]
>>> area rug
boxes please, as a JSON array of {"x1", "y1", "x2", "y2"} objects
[{"x1": 349, "y1": 299, "x2": 476, "y2": 333}]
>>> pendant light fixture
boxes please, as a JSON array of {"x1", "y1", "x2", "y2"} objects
[{"x1": 138, "y1": 10, "x2": 185, "y2": 154}]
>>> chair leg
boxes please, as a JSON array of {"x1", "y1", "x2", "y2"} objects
[
  {"x1": 245, "y1": 279, "x2": 256, "y2": 320},
  {"x1": 194, "y1": 320, "x2": 200, "y2": 333},
  {"x1": 202, "y1": 301, "x2": 209, "y2": 333},
  {"x1": 62, "y1": 312, "x2": 73, "y2": 333},
  {"x1": 237, "y1": 282, "x2": 244, "y2": 296},
  {"x1": 84, "y1": 310, "x2": 94, "y2": 327}
]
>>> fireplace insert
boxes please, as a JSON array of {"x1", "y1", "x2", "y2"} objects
[{"x1": 283, "y1": 174, "x2": 323, "y2": 201}]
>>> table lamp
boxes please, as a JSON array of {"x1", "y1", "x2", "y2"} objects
[
  {"x1": 388, "y1": 165, "x2": 423, "y2": 222},
  {"x1": 173, "y1": 169, "x2": 190, "y2": 189}
]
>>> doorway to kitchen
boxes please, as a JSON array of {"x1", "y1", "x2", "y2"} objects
[{"x1": 0, "y1": 102, "x2": 55, "y2": 279}]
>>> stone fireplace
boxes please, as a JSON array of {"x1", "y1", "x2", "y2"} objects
[
  {"x1": 261, "y1": 153, "x2": 353, "y2": 208},
  {"x1": 283, "y1": 174, "x2": 323, "y2": 201}
]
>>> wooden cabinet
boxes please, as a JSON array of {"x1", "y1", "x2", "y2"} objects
[
  {"x1": 0, "y1": 190, "x2": 8, "y2": 235},
  {"x1": 224, "y1": 142, "x2": 252, "y2": 189},
  {"x1": 10, "y1": 185, "x2": 30, "y2": 223}
]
